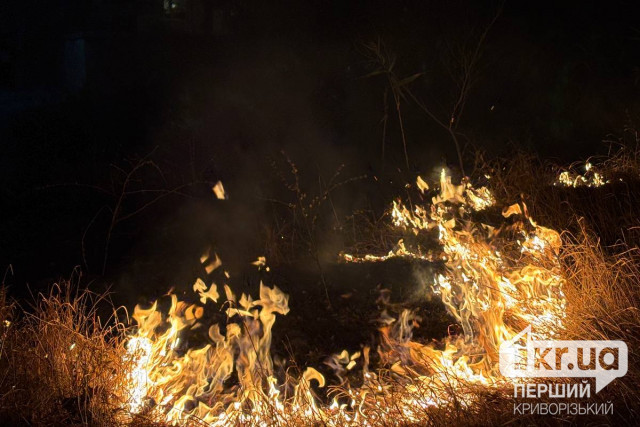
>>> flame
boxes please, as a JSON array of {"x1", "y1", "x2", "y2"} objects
[
  {"x1": 121, "y1": 169, "x2": 566, "y2": 425},
  {"x1": 124, "y1": 280, "x2": 296, "y2": 425},
  {"x1": 346, "y1": 169, "x2": 566, "y2": 414},
  {"x1": 555, "y1": 162, "x2": 609, "y2": 187}
]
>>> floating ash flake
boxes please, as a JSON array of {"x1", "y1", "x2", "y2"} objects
[
  {"x1": 201, "y1": 251, "x2": 222, "y2": 274},
  {"x1": 212, "y1": 181, "x2": 227, "y2": 199},
  {"x1": 416, "y1": 175, "x2": 429, "y2": 193},
  {"x1": 252, "y1": 256, "x2": 266, "y2": 266}
]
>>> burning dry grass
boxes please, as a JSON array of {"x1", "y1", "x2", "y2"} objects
[
  {"x1": 2, "y1": 149, "x2": 640, "y2": 425},
  {"x1": 473, "y1": 140, "x2": 640, "y2": 248}
]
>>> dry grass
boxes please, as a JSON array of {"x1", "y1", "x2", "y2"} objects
[
  {"x1": 0, "y1": 281, "x2": 132, "y2": 425},
  {"x1": 560, "y1": 224, "x2": 640, "y2": 420}
]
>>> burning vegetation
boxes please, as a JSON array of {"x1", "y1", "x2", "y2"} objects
[{"x1": 1, "y1": 149, "x2": 640, "y2": 425}]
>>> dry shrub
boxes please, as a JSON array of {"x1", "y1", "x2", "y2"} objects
[
  {"x1": 0, "y1": 281, "x2": 131, "y2": 425},
  {"x1": 343, "y1": 208, "x2": 402, "y2": 256}
]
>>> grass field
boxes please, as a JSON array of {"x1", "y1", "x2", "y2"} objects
[{"x1": 2, "y1": 146, "x2": 640, "y2": 425}]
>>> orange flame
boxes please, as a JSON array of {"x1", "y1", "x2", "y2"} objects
[{"x1": 121, "y1": 170, "x2": 566, "y2": 425}]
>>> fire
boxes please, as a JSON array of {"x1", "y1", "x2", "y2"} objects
[
  {"x1": 555, "y1": 162, "x2": 609, "y2": 187},
  {"x1": 121, "y1": 170, "x2": 566, "y2": 425}
]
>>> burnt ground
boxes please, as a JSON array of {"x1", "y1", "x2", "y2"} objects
[
  {"x1": 268, "y1": 258, "x2": 452, "y2": 370},
  {"x1": 150, "y1": 256, "x2": 455, "y2": 392}
]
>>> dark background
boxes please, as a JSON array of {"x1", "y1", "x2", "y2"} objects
[{"x1": 1, "y1": 0, "x2": 639, "y2": 303}]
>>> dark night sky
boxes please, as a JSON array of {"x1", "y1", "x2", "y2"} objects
[{"x1": 1, "y1": 0, "x2": 639, "y2": 297}]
